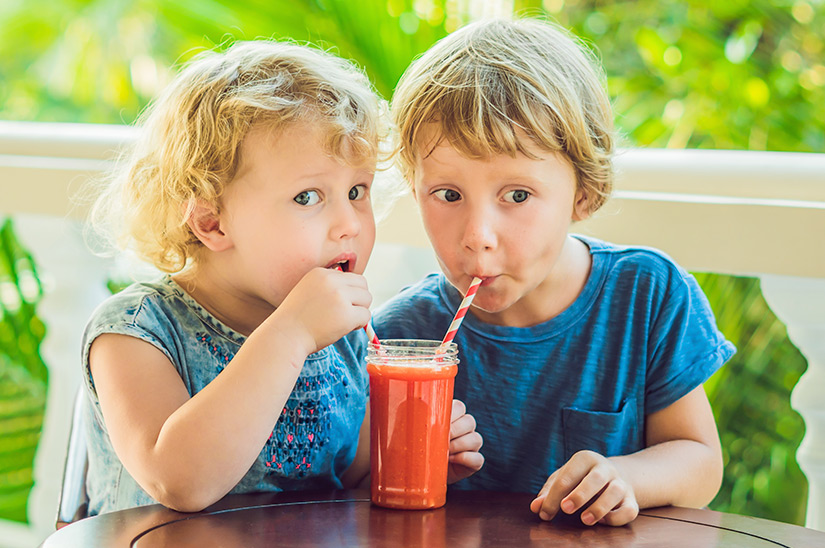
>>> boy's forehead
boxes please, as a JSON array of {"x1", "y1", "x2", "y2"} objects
[
  {"x1": 414, "y1": 123, "x2": 486, "y2": 166},
  {"x1": 413, "y1": 123, "x2": 446, "y2": 155},
  {"x1": 413, "y1": 128, "x2": 577, "y2": 187},
  {"x1": 414, "y1": 122, "x2": 557, "y2": 165}
]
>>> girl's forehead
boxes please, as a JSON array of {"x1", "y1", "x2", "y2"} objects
[{"x1": 241, "y1": 121, "x2": 372, "y2": 167}]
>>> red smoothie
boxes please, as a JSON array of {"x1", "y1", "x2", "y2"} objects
[{"x1": 367, "y1": 341, "x2": 458, "y2": 510}]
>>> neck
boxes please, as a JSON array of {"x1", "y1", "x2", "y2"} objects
[{"x1": 172, "y1": 262, "x2": 273, "y2": 337}]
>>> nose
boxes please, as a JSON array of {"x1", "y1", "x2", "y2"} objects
[
  {"x1": 461, "y1": 203, "x2": 497, "y2": 253},
  {"x1": 330, "y1": 199, "x2": 362, "y2": 240}
]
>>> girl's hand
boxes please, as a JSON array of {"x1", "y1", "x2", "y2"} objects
[
  {"x1": 530, "y1": 450, "x2": 639, "y2": 526},
  {"x1": 275, "y1": 267, "x2": 372, "y2": 354},
  {"x1": 447, "y1": 399, "x2": 484, "y2": 484}
]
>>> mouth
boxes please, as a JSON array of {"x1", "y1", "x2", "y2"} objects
[
  {"x1": 476, "y1": 275, "x2": 497, "y2": 287},
  {"x1": 326, "y1": 254, "x2": 356, "y2": 273},
  {"x1": 330, "y1": 260, "x2": 350, "y2": 272}
]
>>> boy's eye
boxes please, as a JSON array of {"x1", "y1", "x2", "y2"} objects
[
  {"x1": 434, "y1": 189, "x2": 462, "y2": 203},
  {"x1": 349, "y1": 184, "x2": 368, "y2": 201},
  {"x1": 294, "y1": 190, "x2": 321, "y2": 206},
  {"x1": 504, "y1": 189, "x2": 530, "y2": 203}
]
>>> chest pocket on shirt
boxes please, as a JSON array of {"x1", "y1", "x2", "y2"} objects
[{"x1": 561, "y1": 398, "x2": 638, "y2": 462}]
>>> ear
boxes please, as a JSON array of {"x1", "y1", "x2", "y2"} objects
[
  {"x1": 186, "y1": 200, "x2": 233, "y2": 252},
  {"x1": 572, "y1": 189, "x2": 591, "y2": 222}
]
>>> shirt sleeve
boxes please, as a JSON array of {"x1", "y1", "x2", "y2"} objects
[
  {"x1": 81, "y1": 292, "x2": 177, "y2": 398},
  {"x1": 644, "y1": 272, "x2": 736, "y2": 413}
]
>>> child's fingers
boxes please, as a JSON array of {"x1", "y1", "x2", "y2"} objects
[
  {"x1": 531, "y1": 471, "x2": 559, "y2": 514},
  {"x1": 532, "y1": 470, "x2": 557, "y2": 502},
  {"x1": 533, "y1": 451, "x2": 605, "y2": 521},
  {"x1": 533, "y1": 471, "x2": 581, "y2": 521},
  {"x1": 597, "y1": 496, "x2": 639, "y2": 527},
  {"x1": 448, "y1": 450, "x2": 485, "y2": 471},
  {"x1": 449, "y1": 412, "x2": 477, "y2": 440},
  {"x1": 447, "y1": 451, "x2": 485, "y2": 483},
  {"x1": 450, "y1": 399, "x2": 466, "y2": 422},
  {"x1": 334, "y1": 279, "x2": 372, "y2": 310},
  {"x1": 575, "y1": 479, "x2": 627, "y2": 525},
  {"x1": 449, "y1": 431, "x2": 483, "y2": 454},
  {"x1": 529, "y1": 494, "x2": 547, "y2": 514},
  {"x1": 559, "y1": 462, "x2": 614, "y2": 516}
]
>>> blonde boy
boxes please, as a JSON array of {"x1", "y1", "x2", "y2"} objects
[{"x1": 374, "y1": 18, "x2": 734, "y2": 526}]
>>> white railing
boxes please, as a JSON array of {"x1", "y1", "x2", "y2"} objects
[{"x1": 1, "y1": 120, "x2": 824, "y2": 545}]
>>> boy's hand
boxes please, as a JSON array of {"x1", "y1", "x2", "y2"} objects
[
  {"x1": 530, "y1": 450, "x2": 639, "y2": 526},
  {"x1": 447, "y1": 399, "x2": 484, "y2": 484},
  {"x1": 276, "y1": 267, "x2": 372, "y2": 354}
]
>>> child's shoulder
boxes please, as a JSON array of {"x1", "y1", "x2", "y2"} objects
[
  {"x1": 578, "y1": 234, "x2": 690, "y2": 281},
  {"x1": 374, "y1": 272, "x2": 451, "y2": 324},
  {"x1": 575, "y1": 234, "x2": 699, "y2": 308},
  {"x1": 95, "y1": 275, "x2": 175, "y2": 308},
  {"x1": 397, "y1": 271, "x2": 444, "y2": 295},
  {"x1": 87, "y1": 276, "x2": 185, "y2": 329}
]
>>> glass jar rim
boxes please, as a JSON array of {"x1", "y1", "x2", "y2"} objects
[{"x1": 366, "y1": 339, "x2": 458, "y2": 361}]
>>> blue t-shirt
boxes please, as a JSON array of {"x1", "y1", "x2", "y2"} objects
[
  {"x1": 373, "y1": 235, "x2": 735, "y2": 494},
  {"x1": 81, "y1": 275, "x2": 369, "y2": 515}
]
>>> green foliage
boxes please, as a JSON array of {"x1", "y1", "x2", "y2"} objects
[
  {"x1": 0, "y1": 0, "x2": 456, "y2": 122},
  {"x1": 697, "y1": 273, "x2": 807, "y2": 524},
  {"x1": 523, "y1": 0, "x2": 825, "y2": 153},
  {"x1": 0, "y1": 220, "x2": 48, "y2": 523},
  {"x1": 0, "y1": 0, "x2": 819, "y2": 526}
]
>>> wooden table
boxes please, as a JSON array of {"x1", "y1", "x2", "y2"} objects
[{"x1": 40, "y1": 490, "x2": 825, "y2": 547}]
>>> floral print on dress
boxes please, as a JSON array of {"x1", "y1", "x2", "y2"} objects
[
  {"x1": 196, "y1": 330, "x2": 353, "y2": 480},
  {"x1": 198, "y1": 332, "x2": 232, "y2": 373},
  {"x1": 264, "y1": 355, "x2": 352, "y2": 479}
]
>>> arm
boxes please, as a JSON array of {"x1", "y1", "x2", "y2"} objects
[
  {"x1": 90, "y1": 268, "x2": 372, "y2": 512},
  {"x1": 530, "y1": 386, "x2": 722, "y2": 526},
  {"x1": 612, "y1": 385, "x2": 723, "y2": 508}
]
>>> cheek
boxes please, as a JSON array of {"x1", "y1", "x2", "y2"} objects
[
  {"x1": 358, "y1": 217, "x2": 377, "y2": 270},
  {"x1": 421, "y1": 207, "x2": 459, "y2": 256},
  {"x1": 261, "y1": 261, "x2": 308, "y2": 306},
  {"x1": 362, "y1": 212, "x2": 377, "y2": 242},
  {"x1": 273, "y1": 254, "x2": 313, "y2": 283},
  {"x1": 266, "y1": 228, "x2": 317, "y2": 274},
  {"x1": 503, "y1": 215, "x2": 560, "y2": 265}
]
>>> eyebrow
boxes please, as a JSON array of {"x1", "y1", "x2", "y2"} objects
[
  {"x1": 294, "y1": 171, "x2": 329, "y2": 180},
  {"x1": 499, "y1": 175, "x2": 542, "y2": 185}
]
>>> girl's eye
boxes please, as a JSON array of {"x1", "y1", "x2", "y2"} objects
[
  {"x1": 349, "y1": 184, "x2": 368, "y2": 201},
  {"x1": 433, "y1": 189, "x2": 462, "y2": 203},
  {"x1": 294, "y1": 190, "x2": 321, "y2": 206},
  {"x1": 504, "y1": 189, "x2": 530, "y2": 204}
]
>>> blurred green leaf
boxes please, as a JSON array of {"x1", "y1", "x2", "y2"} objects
[{"x1": 0, "y1": 220, "x2": 48, "y2": 524}]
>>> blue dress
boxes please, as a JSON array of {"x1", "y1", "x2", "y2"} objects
[
  {"x1": 81, "y1": 275, "x2": 368, "y2": 515},
  {"x1": 373, "y1": 235, "x2": 735, "y2": 494}
]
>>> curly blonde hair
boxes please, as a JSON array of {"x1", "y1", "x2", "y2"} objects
[
  {"x1": 392, "y1": 17, "x2": 615, "y2": 214},
  {"x1": 91, "y1": 40, "x2": 384, "y2": 272}
]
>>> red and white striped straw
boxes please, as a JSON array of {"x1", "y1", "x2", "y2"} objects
[
  {"x1": 441, "y1": 277, "x2": 482, "y2": 346},
  {"x1": 364, "y1": 321, "x2": 380, "y2": 347},
  {"x1": 364, "y1": 320, "x2": 390, "y2": 363}
]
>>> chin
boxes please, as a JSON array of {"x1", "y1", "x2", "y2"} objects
[{"x1": 470, "y1": 296, "x2": 513, "y2": 316}]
